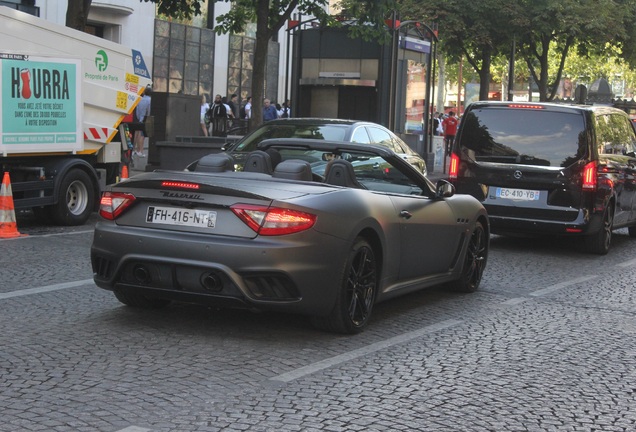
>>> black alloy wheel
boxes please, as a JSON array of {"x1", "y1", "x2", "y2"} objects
[
  {"x1": 585, "y1": 206, "x2": 613, "y2": 255},
  {"x1": 311, "y1": 238, "x2": 378, "y2": 334},
  {"x1": 450, "y1": 221, "x2": 488, "y2": 293}
]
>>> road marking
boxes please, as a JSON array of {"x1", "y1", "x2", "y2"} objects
[
  {"x1": 0, "y1": 279, "x2": 94, "y2": 300},
  {"x1": 615, "y1": 257, "x2": 636, "y2": 268},
  {"x1": 529, "y1": 275, "x2": 598, "y2": 297},
  {"x1": 270, "y1": 319, "x2": 462, "y2": 383},
  {"x1": 115, "y1": 427, "x2": 152, "y2": 432},
  {"x1": 501, "y1": 297, "x2": 527, "y2": 306},
  {"x1": 1, "y1": 229, "x2": 93, "y2": 240}
]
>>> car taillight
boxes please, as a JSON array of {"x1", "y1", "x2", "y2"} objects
[
  {"x1": 231, "y1": 204, "x2": 316, "y2": 236},
  {"x1": 99, "y1": 191, "x2": 136, "y2": 220},
  {"x1": 582, "y1": 161, "x2": 597, "y2": 191},
  {"x1": 449, "y1": 153, "x2": 460, "y2": 179}
]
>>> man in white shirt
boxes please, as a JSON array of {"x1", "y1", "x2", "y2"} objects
[{"x1": 244, "y1": 96, "x2": 252, "y2": 119}]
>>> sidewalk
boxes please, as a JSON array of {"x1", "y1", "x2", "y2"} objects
[
  {"x1": 129, "y1": 140, "x2": 149, "y2": 176},
  {"x1": 130, "y1": 152, "x2": 147, "y2": 176}
]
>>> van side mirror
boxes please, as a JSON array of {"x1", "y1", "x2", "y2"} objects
[{"x1": 436, "y1": 179, "x2": 455, "y2": 198}]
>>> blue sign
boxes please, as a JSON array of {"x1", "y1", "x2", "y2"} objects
[
  {"x1": 401, "y1": 37, "x2": 431, "y2": 54},
  {"x1": 131, "y1": 49, "x2": 150, "y2": 79}
]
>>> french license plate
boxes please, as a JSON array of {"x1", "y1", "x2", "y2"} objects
[
  {"x1": 495, "y1": 187, "x2": 540, "y2": 201},
  {"x1": 146, "y1": 206, "x2": 217, "y2": 228}
]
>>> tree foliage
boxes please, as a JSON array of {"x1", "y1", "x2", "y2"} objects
[
  {"x1": 506, "y1": 0, "x2": 632, "y2": 101},
  {"x1": 398, "y1": 0, "x2": 512, "y2": 101},
  {"x1": 393, "y1": 0, "x2": 636, "y2": 103}
]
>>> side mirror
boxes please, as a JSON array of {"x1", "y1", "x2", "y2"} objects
[{"x1": 436, "y1": 179, "x2": 455, "y2": 198}]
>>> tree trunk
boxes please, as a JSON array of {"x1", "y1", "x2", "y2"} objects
[
  {"x1": 249, "y1": 0, "x2": 271, "y2": 131},
  {"x1": 436, "y1": 53, "x2": 445, "y2": 112},
  {"x1": 537, "y1": 34, "x2": 551, "y2": 102},
  {"x1": 66, "y1": 0, "x2": 93, "y2": 32},
  {"x1": 478, "y1": 47, "x2": 492, "y2": 101}
]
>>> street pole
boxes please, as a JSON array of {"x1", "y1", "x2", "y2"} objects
[
  {"x1": 388, "y1": 11, "x2": 399, "y2": 131},
  {"x1": 284, "y1": 17, "x2": 293, "y2": 108},
  {"x1": 457, "y1": 55, "x2": 463, "y2": 114},
  {"x1": 424, "y1": 35, "x2": 434, "y2": 156},
  {"x1": 508, "y1": 36, "x2": 515, "y2": 101},
  {"x1": 428, "y1": 41, "x2": 436, "y2": 155}
]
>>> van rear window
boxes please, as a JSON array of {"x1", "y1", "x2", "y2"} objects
[{"x1": 459, "y1": 108, "x2": 586, "y2": 167}]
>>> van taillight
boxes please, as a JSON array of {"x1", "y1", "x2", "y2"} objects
[
  {"x1": 582, "y1": 161, "x2": 597, "y2": 191},
  {"x1": 449, "y1": 153, "x2": 460, "y2": 179}
]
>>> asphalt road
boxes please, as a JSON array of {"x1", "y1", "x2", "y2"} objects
[{"x1": 1, "y1": 212, "x2": 635, "y2": 431}]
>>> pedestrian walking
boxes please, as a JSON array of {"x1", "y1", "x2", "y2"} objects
[
  {"x1": 200, "y1": 94, "x2": 210, "y2": 137},
  {"x1": 443, "y1": 111, "x2": 458, "y2": 153},
  {"x1": 134, "y1": 86, "x2": 151, "y2": 157},
  {"x1": 208, "y1": 94, "x2": 228, "y2": 137},
  {"x1": 262, "y1": 98, "x2": 279, "y2": 122}
]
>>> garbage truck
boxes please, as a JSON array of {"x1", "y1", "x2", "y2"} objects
[{"x1": 0, "y1": 6, "x2": 152, "y2": 225}]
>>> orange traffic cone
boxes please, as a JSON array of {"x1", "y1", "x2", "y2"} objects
[
  {"x1": 121, "y1": 164, "x2": 129, "y2": 180},
  {"x1": 0, "y1": 172, "x2": 24, "y2": 238}
]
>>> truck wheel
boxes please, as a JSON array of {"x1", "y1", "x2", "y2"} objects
[{"x1": 50, "y1": 169, "x2": 96, "y2": 226}]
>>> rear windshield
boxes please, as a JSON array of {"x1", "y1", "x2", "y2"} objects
[
  {"x1": 234, "y1": 124, "x2": 349, "y2": 152},
  {"x1": 459, "y1": 107, "x2": 587, "y2": 167}
]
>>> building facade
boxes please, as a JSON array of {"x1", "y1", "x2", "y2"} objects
[{"x1": 9, "y1": 1, "x2": 435, "y2": 157}]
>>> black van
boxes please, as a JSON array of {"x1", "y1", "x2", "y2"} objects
[{"x1": 450, "y1": 101, "x2": 636, "y2": 254}]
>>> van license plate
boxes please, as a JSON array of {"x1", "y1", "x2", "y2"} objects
[
  {"x1": 495, "y1": 187, "x2": 540, "y2": 201},
  {"x1": 146, "y1": 206, "x2": 217, "y2": 228}
]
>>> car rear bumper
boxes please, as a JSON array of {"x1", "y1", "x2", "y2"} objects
[
  {"x1": 488, "y1": 208, "x2": 605, "y2": 236},
  {"x1": 91, "y1": 221, "x2": 349, "y2": 316}
]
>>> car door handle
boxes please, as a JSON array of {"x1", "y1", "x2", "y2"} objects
[{"x1": 399, "y1": 210, "x2": 412, "y2": 219}]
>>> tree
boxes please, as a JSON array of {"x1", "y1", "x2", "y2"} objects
[
  {"x1": 65, "y1": 0, "x2": 92, "y2": 31},
  {"x1": 508, "y1": 0, "x2": 632, "y2": 101},
  {"x1": 399, "y1": 0, "x2": 512, "y2": 101}
]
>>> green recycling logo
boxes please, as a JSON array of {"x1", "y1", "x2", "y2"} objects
[{"x1": 95, "y1": 50, "x2": 108, "y2": 72}]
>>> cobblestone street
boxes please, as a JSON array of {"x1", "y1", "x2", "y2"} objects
[{"x1": 1, "y1": 217, "x2": 635, "y2": 431}]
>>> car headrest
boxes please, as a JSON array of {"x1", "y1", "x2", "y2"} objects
[
  {"x1": 273, "y1": 159, "x2": 313, "y2": 181},
  {"x1": 265, "y1": 148, "x2": 282, "y2": 169},
  {"x1": 243, "y1": 150, "x2": 273, "y2": 175},
  {"x1": 195, "y1": 153, "x2": 235, "y2": 172},
  {"x1": 324, "y1": 159, "x2": 364, "y2": 188}
]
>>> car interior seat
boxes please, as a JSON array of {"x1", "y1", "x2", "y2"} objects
[
  {"x1": 195, "y1": 153, "x2": 235, "y2": 172},
  {"x1": 243, "y1": 150, "x2": 274, "y2": 174},
  {"x1": 273, "y1": 159, "x2": 313, "y2": 181},
  {"x1": 323, "y1": 159, "x2": 365, "y2": 188}
]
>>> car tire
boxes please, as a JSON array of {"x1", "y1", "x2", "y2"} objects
[
  {"x1": 449, "y1": 221, "x2": 488, "y2": 293},
  {"x1": 584, "y1": 206, "x2": 613, "y2": 255},
  {"x1": 50, "y1": 169, "x2": 95, "y2": 226},
  {"x1": 628, "y1": 225, "x2": 636, "y2": 238},
  {"x1": 114, "y1": 289, "x2": 171, "y2": 309},
  {"x1": 311, "y1": 238, "x2": 377, "y2": 334}
]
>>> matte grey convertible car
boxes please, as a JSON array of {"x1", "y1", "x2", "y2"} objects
[{"x1": 91, "y1": 139, "x2": 489, "y2": 333}]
